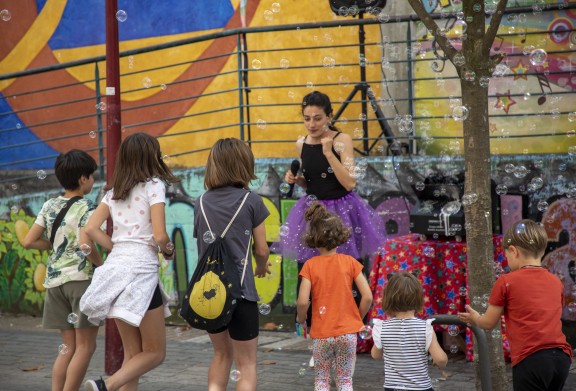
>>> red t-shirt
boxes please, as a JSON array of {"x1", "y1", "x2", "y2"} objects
[
  {"x1": 489, "y1": 268, "x2": 573, "y2": 366},
  {"x1": 300, "y1": 253, "x2": 364, "y2": 339}
]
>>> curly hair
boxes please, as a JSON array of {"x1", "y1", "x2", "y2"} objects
[{"x1": 303, "y1": 202, "x2": 351, "y2": 250}]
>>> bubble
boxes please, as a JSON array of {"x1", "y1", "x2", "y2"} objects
[
  {"x1": 10, "y1": 183, "x2": 18, "y2": 190},
  {"x1": 251, "y1": 59, "x2": 262, "y2": 70},
  {"x1": 537, "y1": 200, "x2": 549, "y2": 211},
  {"x1": 515, "y1": 223, "x2": 526, "y2": 235},
  {"x1": 423, "y1": 246, "x2": 435, "y2": 257},
  {"x1": 263, "y1": 9, "x2": 273, "y2": 21},
  {"x1": 80, "y1": 243, "x2": 92, "y2": 256},
  {"x1": 415, "y1": 182, "x2": 425, "y2": 191},
  {"x1": 89, "y1": 131, "x2": 97, "y2": 139},
  {"x1": 359, "y1": 325, "x2": 372, "y2": 340},
  {"x1": 279, "y1": 225, "x2": 290, "y2": 237},
  {"x1": 279, "y1": 183, "x2": 291, "y2": 194},
  {"x1": 279, "y1": 58, "x2": 290, "y2": 69},
  {"x1": 449, "y1": 303, "x2": 457, "y2": 311},
  {"x1": 528, "y1": 177, "x2": 544, "y2": 191},
  {"x1": 298, "y1": 367, "x2": 307, "y2": 376},
  {"x1": 58, "y1": 344, "x2": 70, "y2": 355},
  {"x1": 0, "y1": 9, "x2": 11, "y2": 21},
  {"x1": 142, "y1": 77, "x2": 152, "y2": 88},
  {"x1": 116, "y1": 10, "x2": 127, "y2": 22},
  {"x1": 327, "y1": 167, "x2": 333, "y2": 174},
  {"x1": 495, "y1": 184, "x2": 508, "y2": 195},
  {"x1": 479, "y1": 76, "x2": 490, "y2": 88},
  {"x1": 529, "y1": 49, "x2": 547, "y2": 66},
  {"x1": 271, "y1": 2, "x2": 281, "y2": 12},
  {"x1": 160, "y1": 83, "x2": 167, "y2": 91},
  {"x1": 306, "y1": 81, "x2": 314, "y2": 89},
  {"x1": 36, "y1": 170, "x2": 47, "y2": 180},
  {"x1": 452, "y1": 106, "x2": 469, "y2": 121},
  {"x1": 258, "y1": 303, "x2": 271, "y2": 315},
  {"x1": 322, "y1": 56, "x2": 336, "y2": 68},
  {"x1": 568, "y1": 146, "x2": 576, "y2": 156},
  {"x1": 450, "y1": 345, "x2": 459, "y2": 354},
  {"x1": 453, "y1": 19, "x2": 467, "y2": 36},
  {"x1": 166, "y1": 242, "x2": 174, "y2": 252},
  {"x1": 448, "y1": 325, "x2": 459, "y2": 336},
  {"x1": 203, "y1": 231, "x2": 216, "y2": 244},
  {"x1": 513, "y1": 165, "x2": 529, "y2": 179},
  {"x1": 354, "y1": 227, "x2": 362, "y2": 234},
  {"x1": 453, "y1": 53, "x2": 466, "y2": 67},
  {"x1": 461, "y1": 193, "x2": 478, "y2": 206},
  {"x1": 67, "y1": 313, "x2": 79, "y2": 324},
  {"x1": 319, "y1": 306, "x2": 327, "y2": 315},
  {"x1": 256, "y1": 119, "x2": 267, "y2": 129},
  {"x1": 230, "y1": 369, "x2": 241, "y2": 382}
]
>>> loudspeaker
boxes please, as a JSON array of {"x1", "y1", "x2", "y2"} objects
[{"x1": 329, "y1": 0, "x2": 387, "y2": 16}]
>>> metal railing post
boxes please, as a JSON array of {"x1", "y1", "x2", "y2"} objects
[{"x1": 431, "y1": 314, "x2": 492, "y2": 391}]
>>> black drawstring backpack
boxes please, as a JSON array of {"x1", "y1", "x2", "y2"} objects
[{"x1": 179, "y1": 192, "x2": 251, "y2": 330}]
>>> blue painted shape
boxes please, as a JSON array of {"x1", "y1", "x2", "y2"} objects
[
  {"x1": 0, "y1": 94, "x2": 59, "y2": 170},
  {"x1": 36, "y1": 0, "x2": 235, "y2": 50}
]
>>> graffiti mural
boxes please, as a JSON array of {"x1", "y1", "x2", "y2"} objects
[{"x1": 2, "y1": 154, "x2": 575, "y2": 318}]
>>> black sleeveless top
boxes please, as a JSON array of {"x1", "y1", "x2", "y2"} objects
[{"x1": 300, "y1": 133, "x2": 350, "y2": 200}]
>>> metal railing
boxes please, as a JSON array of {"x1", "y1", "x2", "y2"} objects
[{"x1": 1, "y1": 3, "x2": 575, "y2": 189}]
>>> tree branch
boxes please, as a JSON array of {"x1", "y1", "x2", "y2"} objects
[
  {"x1": 406, "y1": 0, "x2": 458, "y2": 61},
  {"x1": 483, "y1": 0, "x2": 510, "y2": 54}
]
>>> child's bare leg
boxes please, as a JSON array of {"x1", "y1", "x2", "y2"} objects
[
  {"x1": 63, "y1": 326, "x2": 98, "y2": 391},
  {"x1": 53, "y1": 329, "x2": 76, "y2": 391},
  {"x1": 207, "y1": 330, "x2": 234, "y2": 391},
  {"x1": 231, "y1": 337, "x2": 258, "y2": 391}
]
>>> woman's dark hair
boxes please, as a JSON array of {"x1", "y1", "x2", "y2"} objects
[
  {"x1": 105, "y1": 132, "x2": 180, "y2": 200},
  {"x1": 301, "y1": 91, "x2": 339, "y2": 132},
  {"x1": 303, "y1": 201, "x2": 351, "y2": 250},
  {"x1": 54, "y1": 149, "x2": 98, "y2": 190}
]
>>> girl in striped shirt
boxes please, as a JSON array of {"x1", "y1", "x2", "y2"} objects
[{"x1": 371, "y1": 272, "x2": 447, "y2": 390}]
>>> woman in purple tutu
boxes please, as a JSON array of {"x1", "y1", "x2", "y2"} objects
[{"x1": 273, "y1": 91, "x2": 386, "y2": 363}]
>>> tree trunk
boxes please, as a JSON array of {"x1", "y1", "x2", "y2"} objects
[{"x1": 406, "y1": 0, "x2": 510, "y2": 389}]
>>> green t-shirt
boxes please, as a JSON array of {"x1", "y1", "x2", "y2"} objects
[{"x1": 34, "y1": 196, "x2": 96, "y2": 288}]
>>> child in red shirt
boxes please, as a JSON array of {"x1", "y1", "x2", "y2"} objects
[
  {"x1": 459, "y1": 219, "x2": 572, "y2": 391},
  {"x1": 297, "y1": 202, "x2": 373, "y2": 391}
]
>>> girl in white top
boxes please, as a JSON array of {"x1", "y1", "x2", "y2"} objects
[
  {"x1": 371, "y1": 272, "x2": 448, "y2": 391},
  {"x1": 80, "y1": 132, "x2": 180, "y2": 391}
]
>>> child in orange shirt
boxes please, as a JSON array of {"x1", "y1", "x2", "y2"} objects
[{"x1": 296, "y1": 202, "x2": 373, "y2": 391}]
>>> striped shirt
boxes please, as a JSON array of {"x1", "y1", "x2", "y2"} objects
[{"x1": 372, "y1": 317, "x2": 434, "y2": 390}]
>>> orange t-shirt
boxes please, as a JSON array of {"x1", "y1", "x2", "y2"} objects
[{"x1": 299, "y1": 253, "x2": 364, "y2": 339}]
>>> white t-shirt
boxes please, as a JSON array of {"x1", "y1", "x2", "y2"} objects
[{"x1": 103, "y1": 179, "x2": 166, "y2": 247}]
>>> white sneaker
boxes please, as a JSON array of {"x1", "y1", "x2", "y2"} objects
[{"x1": 309, "y1": 356, "x2": 315, "y2": 368}]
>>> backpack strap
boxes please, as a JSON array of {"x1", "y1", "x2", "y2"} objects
[
  {"x1": 50, "y1": 196, "x2": 82, "y2": 244},
  {"x1": 199, "y1": 191, "x2": 252, "y2": 285}
]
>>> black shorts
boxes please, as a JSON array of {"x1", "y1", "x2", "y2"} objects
[
  {"x1": 512, "y1": 348, "x2": 570, "y2": 391},
  {"x1": 148, "y1": 285, "x2": 162, "y2": 310},
  {"x1": 207, "y1": 299, "x2": 259, "y2": 341}
]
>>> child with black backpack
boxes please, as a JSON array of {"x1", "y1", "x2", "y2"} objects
[{"x1": 193, "y1": 138, "x2": 271, "y2": 390}]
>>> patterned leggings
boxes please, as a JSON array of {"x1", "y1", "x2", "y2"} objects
[{"x1": 312, "y1": 333, "x2": 357, "y2": 391}]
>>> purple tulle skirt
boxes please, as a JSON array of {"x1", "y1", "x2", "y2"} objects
[{"x1": 271, "y1": 192, "x2": 387, "y2": 266}]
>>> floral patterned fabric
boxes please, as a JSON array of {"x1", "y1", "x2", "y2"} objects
[
  {"x1": 34, "y1": 196, "x2": 96, "y2": 289},
  {"x1": 368, "y1": 234, "x2": 511, "y2": 362}
]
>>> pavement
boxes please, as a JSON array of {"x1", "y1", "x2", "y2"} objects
[{"x1": 2, "y1": 314, "x2": 576, "y2": 390}]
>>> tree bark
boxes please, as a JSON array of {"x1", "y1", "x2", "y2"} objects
[{"x1": 405, "y1": 0, "x2": 509, "y2": 389}]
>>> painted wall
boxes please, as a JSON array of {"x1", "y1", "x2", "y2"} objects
[{"x1": 2, "y1": 155, "x2": 576, "y2": 320}]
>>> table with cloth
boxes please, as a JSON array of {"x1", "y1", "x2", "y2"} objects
[{"x1": 367, "y1": 234, "x2": 511, "y2": 362}]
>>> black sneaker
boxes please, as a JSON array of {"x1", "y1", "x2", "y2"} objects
[{"x1": 85, "y1": 377, "x2": 108, "y2": 391}]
